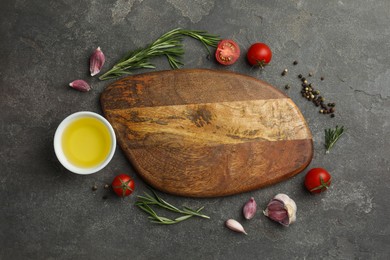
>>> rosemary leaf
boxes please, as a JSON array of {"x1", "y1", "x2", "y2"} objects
[
  {"x1": 135, "y1": 190, "x2": 209, "y2": 225},
  {"x1": 182, "y1": 206, "x2": 210, "y2": 219},
  {"x1": 325, "y1": 125, "x2": 345, "y2": 153},
  {"x1": 174, "y1": 215, "x2": 194, "y2": 222},
  {"x1": 99, "y1": 28, "x2": 221, "y2": 80}
]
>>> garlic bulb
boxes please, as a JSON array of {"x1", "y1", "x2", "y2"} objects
[{"x1": 263, "y1": 193, "x2": 297, "y2": 226}]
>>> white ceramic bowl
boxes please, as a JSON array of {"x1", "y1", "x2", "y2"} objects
[{"x1": 54, "y1": 111, "x2": 116, "y2": 174}]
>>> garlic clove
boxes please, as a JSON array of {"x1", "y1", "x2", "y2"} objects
[
  {"x1": 90, "y1": 47, "x2": 105, "y2": 76},
  {"x1": 225, "y1": 219, "x2": 247, "y2": 235},
  {"x1": 263, "y1": 193, "x2": 297, "y2": 227},
  {"x1": 69, "y1": 80, "x2": 91, "y2": 92},
  {"x1": 243, "y1": 197, "x2": 257, "y2": 220}
]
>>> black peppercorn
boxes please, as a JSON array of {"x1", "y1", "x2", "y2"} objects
[
  {"x1": 298, "y1": 74, "x2": 303, "y2": 78},
  {"x1": 293, "y1": 61, "x2": 298, "y2": 65},
  {"x1": 330, "y1": 113, "x2": 335, "y2": 118},
  {"x1": 321, "y1": 77, "x2": 324, "y2": 81},
  {"x1": 308, "y1": 72, "x2": 313, "y2": 77},
  {"x1": 281, "y1": 69, "x2": 288, "y2": 76},
  {"x1": 285, "y1": 84, "x2": 290, "y2": 89},
  {"x1": 92, "y1": 185, "x2": 98, "y2": 191}
]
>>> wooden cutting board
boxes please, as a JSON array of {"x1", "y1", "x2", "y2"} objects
[{"x1": 101, "y1": 69, "x2": 313, "y2": 197}]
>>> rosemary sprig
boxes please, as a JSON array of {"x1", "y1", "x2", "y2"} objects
[
  {"x1": 325, "y1": 125, "x2": 345, "y2": 153},
  {"x1": 99, "y1": 28, "x2": 221, "y2": 80},
  {"x1": 135, "y1": 190, "x2": 210, "y2": 225}
]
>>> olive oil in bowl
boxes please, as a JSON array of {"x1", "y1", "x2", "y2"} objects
[
  {"x1": 54, "y1": 112, "x2": 116, "y2": 174},
  {"x1": 62, "y1": 117, "x2": 111, "y2": 168}
]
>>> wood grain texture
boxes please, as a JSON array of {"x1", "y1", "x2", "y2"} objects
[{"x1": 101, "y1": 69, "x2": 313, "y2": 197}]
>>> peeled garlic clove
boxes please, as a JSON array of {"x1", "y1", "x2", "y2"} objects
[
  {"x1": 225, "y1": 219, "x2": 247, "y2": 235},
  {"x1": 69, "y1": 80, "x2": 91, "y2": 92},
  {"x1": 89, "y1": 47, "x2": 105, "y2": 76},
  {"x1": 243, "y1": 197, "x2": 257, "y2": 220},
  {"x1": 263, "y1": 193, "x2": 297, "y2": 227}
]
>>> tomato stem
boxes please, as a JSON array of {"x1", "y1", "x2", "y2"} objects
[
  {"x1": 113, "y1": 178, "x2": 134, "y2": 197},
  {"x1": 254, "y1": 59, "x2": 268, "y2": 68},
  {"x1": 310, "y1": 176, "x2": 331, "y2": 192}
]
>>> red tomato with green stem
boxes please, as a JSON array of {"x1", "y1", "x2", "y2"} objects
[
  {"x1": 246, "y1": 43, "x2": 272, "y2": 67},
  {"x1": 112, "y1": 174, "x2": 135, "y2": 197},
  {"x1": 304, "y1": 168, "x2": 332, "y2": 194},
  {"x1": 215, "y1": 39, "x2": 240, "y2": 65}
]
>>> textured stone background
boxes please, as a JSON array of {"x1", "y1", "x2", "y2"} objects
[{"x1": 1, "y1": 0, "x2": 389, "y2": 259}]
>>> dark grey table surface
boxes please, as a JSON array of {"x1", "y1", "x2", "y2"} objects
[{"x1": 1, "y1": 0, "x2": 389, "y2": 259}]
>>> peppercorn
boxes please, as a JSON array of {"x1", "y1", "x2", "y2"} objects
[
  {"x1": 329, "y1": 107, "x2": 335, "y2": 113},
  {"x1": 319, "y1": 109, "x2": 324, "y2": 114},
  {"x1": 281, "y1": 69, "x2": 288, "y2": 76},
  {"x1": 301, "y1": 77, "x2": 306, "y2": 82},
  {"x1": 308, "y1": 72, "x2": 313, "y2": 77},
  {"x1": 298, "y1": 74, "x2": 303, "y2": 79},
  {"x1": 293, "y1": 61, "x2": 298, "y2": 65},
  {"x1": 321, "y1": 77, "x2": 324, "y2": 81},
  {"x1": 330, "y1": 113, "x2": 335, "y2": 118},
  {"x1": 285, "y1": 84, "x2": 290, "y2": 89},
  {"x1": 92, "y1": 185, "x2": 98, "y2": 191},
  {"x1": 104, "y1": 184, "x2": 110, "y2": 189}
]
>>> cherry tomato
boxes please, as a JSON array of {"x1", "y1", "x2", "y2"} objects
[
  {"x1": 304, "y1": 168, "x2": 332, "y2": 194},
  {"x1": 246, "y1": 43, "x2": 272, "y2": 67},
  {"x1": 111, "y1": 174, "x2": 135, "y2": 197},
  {"x1": 215, "y1": 39, "x2": 240, "y2": 65}
]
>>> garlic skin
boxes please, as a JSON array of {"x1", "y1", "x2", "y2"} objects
[
  {"x1": 69, "y1": 80, "x2": 91, "y2": 92},
  {"x1": 90, "y1": 47, "x2": 105, "y2": 76},
  {"x1": 263, "y1": 193, "x2": 297, "y2": 226},
  {"x1": 225, "y1": 219, "x2": 247, "y2": 235},
  {"x1": 243, "y1": 197, "x2": 257, "y2": 220}
]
